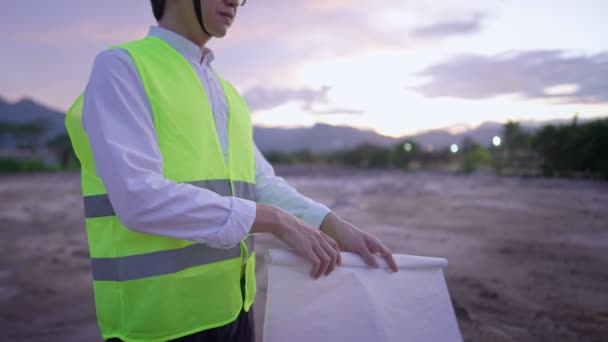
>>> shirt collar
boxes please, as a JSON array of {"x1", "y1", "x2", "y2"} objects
[{"x1": 147, "y1": 26, "x2": 215, "y2": 66}]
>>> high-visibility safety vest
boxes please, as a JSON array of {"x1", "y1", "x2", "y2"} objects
[{"x1": 65, "y1": 36, "x2": 257, "y2": 342}]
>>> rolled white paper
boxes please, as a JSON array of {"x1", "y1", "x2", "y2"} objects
[
  {"x1": 263, "y1": 249, "x2": 462, "y2": 342},
  {"x1": 266, "y1": 248, "x2": 448, "y2": 270}
]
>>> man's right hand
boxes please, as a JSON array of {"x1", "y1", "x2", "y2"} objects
[{"x1": 251, "y1": 204, "x2": 341, "y2": 279}]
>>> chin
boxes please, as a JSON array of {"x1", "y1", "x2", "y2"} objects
[
  {"x1": 213, "y1": 26, "x2": 229, "y2": 38},
  {"x1": 214, "y1": 31, "x2": 228, "y2": 38}
]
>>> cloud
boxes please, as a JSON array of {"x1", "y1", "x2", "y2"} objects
[
  {"x1": 216, "y1": 3, "x2": 497, "y2": 88},
  {"x1": 244, "y1": 86, "x2": 329, "y2": 111},
  {"x1": 243, "y1": 86, "x2": 364, "y2": 115},
  {"x1": 413, "y1": 50, "x2": 608, "y2": 103},
  {"x1": 310, "y1": 107, "x2": 365, "y2": 116},
  {"x1": 411, "y1": 13, "x2": 483, "y2": 38},
  {"x1": 224, "y1": 1, "x2": 431, "y2": 54}
]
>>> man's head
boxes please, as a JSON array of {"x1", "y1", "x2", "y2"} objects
[{"x1": 150, "y1": 0, "x2": 244, "y2": 45}]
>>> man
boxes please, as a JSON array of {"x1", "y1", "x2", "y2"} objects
[{"x1": 65, "y1": 0, "x2": 398, "y2": 341}]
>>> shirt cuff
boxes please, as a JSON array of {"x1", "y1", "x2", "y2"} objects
[
  {"x1": 199, "y1": 197, "x2": 257, "y2": 249},
  {"x1": 299, "y1": 202, "x2": 332, "y2": 229}
]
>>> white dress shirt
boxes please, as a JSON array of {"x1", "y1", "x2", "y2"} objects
[{"x1": 81, "y1": 26, "x2": 330, "y2": 249}]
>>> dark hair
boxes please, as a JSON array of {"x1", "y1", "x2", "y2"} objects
[{"x1": 150, "y1": 0, "x2": 166, "y2": 21}]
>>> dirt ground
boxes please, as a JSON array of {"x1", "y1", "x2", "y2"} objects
[{"x1": 1, "y1": 167, "x2": 607, "y2": 342}]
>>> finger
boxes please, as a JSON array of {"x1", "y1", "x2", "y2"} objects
[
  {"x1": 306, "y1": 250, "x2": 321, "y2": 279},
  {"x1": 320, "y1": 232, "x2": 340, "y2": 271},
  {"x1": 336, "y1": 244, "x2": 342, "y2": 266},
  {"x1": 324, "y1": 235, "x2": 341, "y2": 265},
  {"x1": 358, "y1": 246, "x2": 379, "y2": 268},
  {"x1": 380, "y1": 246, "x2": 399, "y2": 272},
  {"x1": 332, "y1": 240, "x2": 341, "y2": 267},
  {"x1": 313, "y1": 244, "x2": 331, "y2": 279},
  {"x1": 384, "y1": 253, "x2": 398, "y2": 273},
  {"x1": 319, "y1": 237, "x2": 338, "y2": 276},
  {"x1": 366, "y1": 237, "x2": 398, "y2": 273},
  {"x1": 320, "y1": 231, "x2": 339, "y2": 251},
  {"x1": 380, "y1": 248, "x2": 398, "y2": 273},
  {"x1": 332, "y1": 239, "x2": 342, "y2": 266}
]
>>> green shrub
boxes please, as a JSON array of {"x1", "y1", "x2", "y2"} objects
[{"x1": 0, "y1": 156, "x2": 49, "y2": 173}]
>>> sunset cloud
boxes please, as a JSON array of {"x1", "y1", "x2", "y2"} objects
[
  {"x1": 2, "y1": 1, "x2": 607, "y2": 136},
  {"x1": 411, "y1": 13, "x2": 484, "y2": 38},
  {"x1": 243, "y1": 86, "x2": 364, "y2": 115},
  {"x1": 414, "y1": 50, "x2": 608, "y2": 103},
  {"x1": 244, "y1": 86, "x2": 330, "y2": 112}
]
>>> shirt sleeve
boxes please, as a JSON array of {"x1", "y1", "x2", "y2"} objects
[
  {"x1": 253, "y1": 144, "x2": 331, "y2": 229},
  {"x1": 81, "y1": 49, "x2": 256, "y2": 249}
]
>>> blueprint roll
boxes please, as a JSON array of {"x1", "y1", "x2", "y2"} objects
[{"x1": 263, "y1": 249, "x2": 462, "y2": 342}]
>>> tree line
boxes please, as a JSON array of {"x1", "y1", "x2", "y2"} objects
[
  {"x1": 265, "y1": 117, "x2": 608, "y2": 180},
  {"x1": 1, "y1": 117, "x2": 606, "y2": 180},
  {"x1": 0, "y1": 120, "x2": 77, "y2": 173}
]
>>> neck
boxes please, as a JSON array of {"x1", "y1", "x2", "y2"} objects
[{"x1": 158, "y1": 18, "x2": 212, "y2": 48}]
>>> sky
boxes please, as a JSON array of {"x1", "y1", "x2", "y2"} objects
[{"x1": 1, "y1": 0, "x2": 607, "y2": 137}]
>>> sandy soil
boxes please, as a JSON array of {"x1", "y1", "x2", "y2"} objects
[{"x1": 1, "y1": 167, "x2": 607, "y2": 341}]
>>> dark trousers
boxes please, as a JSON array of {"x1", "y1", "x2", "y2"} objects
[{"x1": 107, "y1": 308, "x2": 254, "y2": 342}]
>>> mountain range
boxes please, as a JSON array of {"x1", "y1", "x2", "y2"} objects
[
  {"x1": 0, "y1": 96, "x2": 67, "y2": 145},
  {"x1": 0, "y1": 96, "x2": 600, "y2": 153}
]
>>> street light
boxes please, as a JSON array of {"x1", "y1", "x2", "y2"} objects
[
  {"x1": 450, "y1": 144, "x2": 459, "y2": 153},
  {"x1": 403, "y1": 142, "x2": 413, "y2": 152},
  {"x1": 492, "y1": 136, "x2": 501, "y2": 147}
]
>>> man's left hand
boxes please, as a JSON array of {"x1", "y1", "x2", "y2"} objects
[{"x1": 320, "y1": 212, "x2": 398, "y2": 272}]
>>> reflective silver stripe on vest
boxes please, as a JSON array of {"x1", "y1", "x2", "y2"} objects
[
  {"x1": 91, "y1": 235, "x2": 254, "y2": 281},
  {"x1": 83, "y1": 180, "x2": 256, "y2": 218},
  {"x1": 84, "y1": 193, "x2": 116, "y2": 219},
  {"x1": 189, "y1": 179, "x2": 232, "y2": 197},
  {"x1": 233, "y1": 181, "x2": 257, "y2": 202}
]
